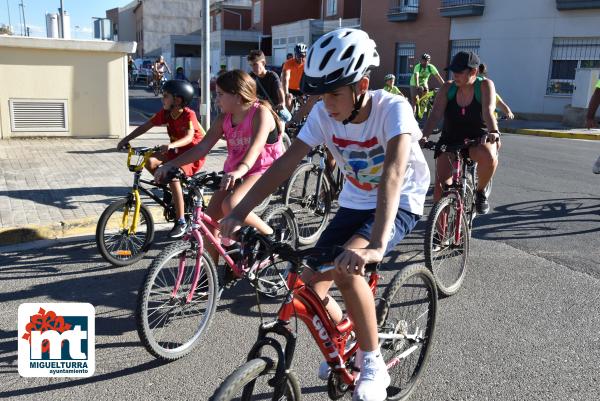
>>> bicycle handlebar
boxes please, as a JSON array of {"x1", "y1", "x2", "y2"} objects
[
  {"x1": 422, "y1": 134, "x2": 500, "y2": 153},
  {"x1": 237, "y1": 227, "x2": 379, "y2": 274}
]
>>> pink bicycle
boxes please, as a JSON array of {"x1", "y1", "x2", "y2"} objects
[{"x1": 136, "y1": 171, "x2": 298, "y2": 361}]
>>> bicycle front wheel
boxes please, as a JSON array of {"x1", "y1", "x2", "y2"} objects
[
  {"x1": 210, "y1": 357, "x2": 301, "y2": 401},
  {"x1": 284, "y1": 162, "x2": 332, "y2": 245},
  {"x1": 137, "y1": 240, "x2": 220, "y2": 361},
  {"x1": 377, "y1": 265, "x2": 438, "y2": 401},
  {"x1": 424, "y1": 196, "x2": 469, "y2": 296},
  {"x1": 95, "y1": 197, "x2": 154, "y2": 266}
]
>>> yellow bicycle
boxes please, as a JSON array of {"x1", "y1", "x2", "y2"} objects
[{"x1": 95, "y1": 146, "x2": 197, "y2": 266}]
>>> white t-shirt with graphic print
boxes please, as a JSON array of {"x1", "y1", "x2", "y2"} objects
[{"x1": 297, "y1": 89, "x2": 430, "y2": 215}]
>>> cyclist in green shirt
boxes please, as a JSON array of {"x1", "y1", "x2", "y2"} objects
[
  {"x1": 382, "y1": 73, "x2": 403, "y2": 96},
  {"x1": 410, "y1": 53, "x2": 445, "y2": 113}
]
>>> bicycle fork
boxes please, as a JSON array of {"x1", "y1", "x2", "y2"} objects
[
  {"x1": 124, "y1": 172, "x2": 143, "y2": 234},
  {"x1": 172, "y1": 228, "x2": 206, "y2": 303}
]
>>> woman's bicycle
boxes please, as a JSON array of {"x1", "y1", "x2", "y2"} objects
[
  {"x1": 209, "y1": 228, "x2": 438, "y2": 401},
  {"x1": 283, "y1": 144, "x2": 343, "y2": 245},
  {"x1": 422, "y1": 137, "x2": 495, "y2": 296},
  {"x1": 95, "y1": 146, "x2": 273, "y2": 267},
  {"x1": 136, "y1": 171, "x2": 298, "y2": 361}
]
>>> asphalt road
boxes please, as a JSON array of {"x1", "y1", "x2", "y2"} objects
[{"x1": 0, "y1": 134, "x2": 599, "y2": 400}]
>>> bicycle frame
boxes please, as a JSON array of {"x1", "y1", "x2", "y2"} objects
[
  {"x1": 439, "y1": 147, "x2": 477, "y2": 243},
  {"x1": 172, "y1": 200, "x2": 273, "y2": 303},
  {"x1": 248, "y1": 269, "x2": 380, "y2": 390}
]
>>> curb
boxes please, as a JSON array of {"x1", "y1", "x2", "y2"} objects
[
  {"x1": 503, "y1": 127, "x2": 600, "y2": 140},
  {"x1": 0, "y1": 206, "x2": 167, "y2": 247}
]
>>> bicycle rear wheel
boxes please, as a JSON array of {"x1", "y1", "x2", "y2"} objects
[
  {"x1": 209, "y1": 357, "x2": 301, "y2": 401},
  {"x1": 137, "y1": 240, "x2": 219, "y2": 361},
  {"x1": 95, "y1": 197, "x2": 154, "y2": 266},
  {"x1": 424, "y1": 196, "x2": 469, "y2": 296},
  {"x1": 284, "y1": 162, "x2": 332, "y2": 245},
  {"x1": 377, "y1": 265, "x2": 438, "y2": 401}
]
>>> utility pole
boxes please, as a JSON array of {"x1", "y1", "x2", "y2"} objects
[
  {"x1": 6, "y1": 0, "x2": 11, "y2": 31},
  {"x1": 200, "y1": 0, "x2": 210, "y2": 129},
  {"x1": 59, "y1": 0, "x2": 64, "y2": 38},
  {"x1": 19, "y1": 0, "x2": 26, "y2": 36}
]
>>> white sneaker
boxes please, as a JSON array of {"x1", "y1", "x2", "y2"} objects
[
  {"x1": 593, "y1": 155, "x2": 600, "y2": 174},
  {"x1": 352, "y1": 351, "x2": 390, "y2": 401}
]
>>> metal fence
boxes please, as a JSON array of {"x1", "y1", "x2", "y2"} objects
[
  {"x1": 389, "y1": 0, "x2": 419, "y2": 14},
  {"x1": 441, "y1": 0, "x2": 485, "y2": 6},
  {"x1": 547, "y1": 37, "x2": 600, "y2": 95},
  {"x1": 395, "y1": 42, "x2": 416, "y2": 86}
]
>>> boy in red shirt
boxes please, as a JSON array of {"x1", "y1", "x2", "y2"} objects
[{"x1": 117, "y1": 80, "x2": 206, "y2": 238}]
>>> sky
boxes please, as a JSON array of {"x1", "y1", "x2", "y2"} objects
[{"x1": 0, "y1": 0, "x2": 131, "y2": 38}]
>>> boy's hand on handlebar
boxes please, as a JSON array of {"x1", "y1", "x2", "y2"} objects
[{"x1": 334, "y1": 247, "x2": 383, "y2": 276}]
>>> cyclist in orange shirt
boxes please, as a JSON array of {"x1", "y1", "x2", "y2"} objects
[{"x1": 282, "y1": 43, "x2": 307, "y2": 109}]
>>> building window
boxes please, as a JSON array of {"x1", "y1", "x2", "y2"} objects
[
  {"x1": 395, "y1": 42, "x2": 416, "y2": 86},
  {"x1": 326, "y1": 0, "x2": 337, "y2": 16},
  {"x1": 253, "y1": 1, "x2": 261, "y2": 24},
  {"x1": 547, "y1": 37, "x2": 600, "y2": 95}
]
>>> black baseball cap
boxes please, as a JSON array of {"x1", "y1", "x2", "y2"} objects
[{"x1": 445, "y1": 51, "x2": 480, "y2": 72}]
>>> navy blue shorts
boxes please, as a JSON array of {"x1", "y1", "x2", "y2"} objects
[{"x1": 315, "y1": 207, "x2": 420, "y2": 255}]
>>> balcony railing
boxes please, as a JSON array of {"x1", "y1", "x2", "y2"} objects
[
  {"x1": 440, "y1": 0, "x2": 485, "y2": 17},
  {"x1": 388, "y1": 1, "x2": 419, "y2": 22},
  {"x1": 556, "y1": 0, "x2": 600, "y2": 10}
]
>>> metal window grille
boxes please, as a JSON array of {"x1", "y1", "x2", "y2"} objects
[
  {"x1": 441, "y1": 0, "x2": 484, "y2": 6},
  {"x1": 547, "y1": 37, "x2": 600, "y2": 95},
  {"x1": 389, "y1": 0, "x2": 419, "y2": 14},
  {"x1": 395, "y1": 42, "x2": 416, "y2": 86}
]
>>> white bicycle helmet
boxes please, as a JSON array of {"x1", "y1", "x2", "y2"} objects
[
  {"x1": 294, "y1": 43, "x2": 308, "y2": 57},
  {"x1": 301, "y1": 28, "x2": 380, "y2": 123},
  {"x1": 301, "y1": 28, "x2": 379, "y2": 95}
]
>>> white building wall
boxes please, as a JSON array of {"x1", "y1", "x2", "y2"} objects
[
  {"x1": 272, "y1": 19, "x2": 312, "y2": 66},
  {"x1": 450, "y1": 0, "x2": 600, "y2": 117},
  {"x1": 117, "y1": 2, "x2": 137, "y2": 43},
  {"x1": 142, "y1": 0, "x2": 202, "y2": 57}
]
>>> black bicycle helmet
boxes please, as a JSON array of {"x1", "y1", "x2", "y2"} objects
[
  {"x1": 421, "y1": 53, "x2": 431, "y2": 61},
  {"x1": 162, "y1": 79, "x2": 194, "y2": 106}
]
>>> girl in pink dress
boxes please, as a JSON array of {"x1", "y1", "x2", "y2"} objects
[{"x1": 155, "y1": 69, "x2": 284, "y2": 262}]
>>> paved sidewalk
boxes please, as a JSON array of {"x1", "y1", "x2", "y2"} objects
[
  {"x1": 0, "y1": 127, "x2": 226, "y2": 246},
  {"x1": 1, "y1": 119, "x2": 598, "y2": 247},
  {"x1": 499, "y1": 119, "x2": 600, "y2": 140}
]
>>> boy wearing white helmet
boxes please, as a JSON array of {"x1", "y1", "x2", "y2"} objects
[{"x1": 220, "y1": 28, "x2": 430, "y2": 401}]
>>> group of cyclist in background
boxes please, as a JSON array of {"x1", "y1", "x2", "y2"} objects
[{"x1": 116, "y1": 27, "x2": 599, "y2": 400}]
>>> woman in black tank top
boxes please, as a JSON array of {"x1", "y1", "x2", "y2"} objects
[{"x1": 420, "y1": 51, "x2": 501, "y2": 215}]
